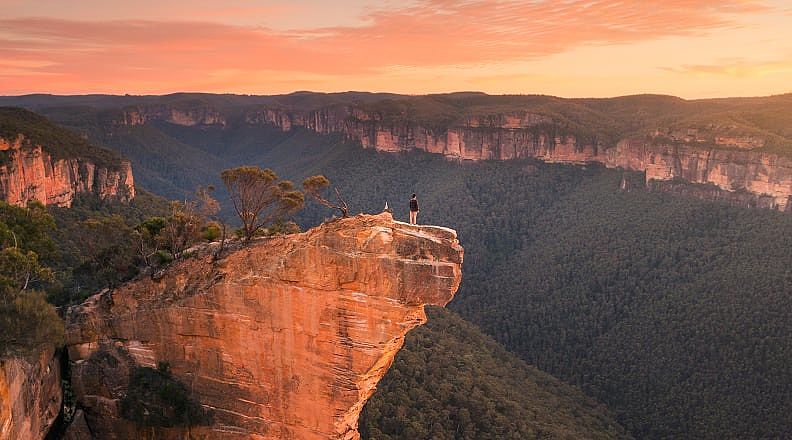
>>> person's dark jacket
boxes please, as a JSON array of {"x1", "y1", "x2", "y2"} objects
[{"x1": 410, "y1": 198, "x2": 419, "y2": 212}]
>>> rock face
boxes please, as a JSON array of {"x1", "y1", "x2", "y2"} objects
[
  {"x1": 246, "y1": 106, "x2": 792, "y2": 210},
  {"x1": 245, "y1": 107, "x2": 603, "y2": 163},
  {"x1": 100, "y1": 99, "x2": 792, "y2": 210},
  {"x1": 64, "y1": 213, "x2": 463, "y2": 439},
  {"x1": 0, "y1": 136, "x2": 135, "y2": 207},
  {"x1": 608, "y1": 139, "x2": 792, "y2": 210},
  {"x1": 0, "y1": 348, "x2": 62, "y2": 440},
  {"x1": 121, "y1": 106, "x2": 227, "y2": 127}
]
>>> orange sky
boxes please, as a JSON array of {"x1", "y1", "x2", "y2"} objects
[{"x1": 1, "y1": 0, "x2": 791, "y2": 98}]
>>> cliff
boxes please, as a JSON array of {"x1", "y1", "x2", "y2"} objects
[
  {"x1": 30, "y1": 94, "x2": 792, "y2": 211},
  {"x1": 0, "y1": 348, "x2": 62, "y2": 440},
  {"x1": 0, "y1": 136, "x2": 135, "y2": 207},
  {"x1": 121, "y1": 105, "x2": 227, "y2": 127},
  {"x1": 63, "y1": 213, "x2": 463, "y2": 439},
  {"x1": 246, "y1": 105, "x2": 792, "y2": 210},
  {"x1": 0, "y1": 107, "x2": 135, "y2": 207},
  {"x1": 608, "y1": 139, "x2": 792, "y2": 210}
]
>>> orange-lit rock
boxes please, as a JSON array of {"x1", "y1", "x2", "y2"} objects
[
  {"x1": 244, "y1": 106, "x2": 792, "y2": 210},
  {"x1": 64, "y1": 213, "x2": 463, "y2": 439},
  {"x1": 244, "y1": 106, "x2": 607, "y2": 162},
  {"x1": 607, "y1": 139, "x2": 792, "y2": 210},
  {"x1": 110, "y1": 102, "x2": 792, "y2": 210},
  {"x1": 0, "y1": 348, "x2": 61, "y2": 440},
  {"x1": 0, "y1": 136, "x2": 135, "y2": 207}
]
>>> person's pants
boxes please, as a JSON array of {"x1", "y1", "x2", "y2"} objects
[{"x1": 410, "y1": 210, "x2": 418, "y2": 224}]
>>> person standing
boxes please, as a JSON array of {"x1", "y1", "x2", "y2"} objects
[{"x1": 409, "y1": 194, "x2": 419, "y2": 225}]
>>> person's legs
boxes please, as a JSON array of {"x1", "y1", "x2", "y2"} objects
[{"x1": 409, "y1": 211, "x2": 417, "y2": 224}]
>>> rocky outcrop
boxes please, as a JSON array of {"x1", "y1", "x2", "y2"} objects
[
  {"x1": 0, "y1": 136, "x2": 135, "y2": 207},
  {"x1": 0, "y1": 348, "x2": 62, "y2": 440},
  {"x1": 63, "y1": 213, "x2": 463, "y2": 439}
]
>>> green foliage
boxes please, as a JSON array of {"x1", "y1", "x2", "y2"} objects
[
  {"x1": 303, "y1": 174, "x2": 349, "y2": 217},
  {"x1": 0, "y1": 287, "x2": 64, "y2": 356},
  {"x1": 120, "y1": 364, "x2": 212, "y2": 428},
  {"x1": 0, "y1": 107, "x2": 123, "y2": 168},
  {"x1": 0, "y1": 201, "x2": 57, "y2": 264},
  {"x1": 138, "y1": 216, "x2": 167, "y2": 237},
  {"x1": 200, "y1": 221, "x2": 222, "y2": 241},
  {"x1": 0, "y1": 247, "x2": 53, "y2": 291},
  {"x1": 160, "y1": 201, "x2": 203, "y2": 258},
  {"x1": 0, "y1": 201, "x2": 63, "y2": 356},
  {"x1": 51, "y1": 190, "x2": 170, "y2": 226},
  {"x1": 360, "y1": 307, "x2": 629, "y2": 440},
  {"x1": 155, "y1": 250, "x2": 174, "y2": 265},
  {"x1": 11, "y1": 93, "x2": 792, "y2": 437},
  {"x1": 221, "y1": 166, "x2": 305, "y2": 240},
  {"x1": 52, "y1": 215, "x2": 139, "y2": 302},
  {"x1": 47, "y1": 193, "x2": 168, "y2": 305}
]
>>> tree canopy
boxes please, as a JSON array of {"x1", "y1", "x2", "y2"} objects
[
  {"x1": 0, "y1": 201, "x2": 63, "y2": 356},
  {"x1": 221, "y1": 166, "x2": 304, "y2": 240}
]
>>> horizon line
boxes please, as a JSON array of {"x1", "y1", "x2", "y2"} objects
[{"x1": 2, "y1": 89, "x2": 792, "y2": 102}]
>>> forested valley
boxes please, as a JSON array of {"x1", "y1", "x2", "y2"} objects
[{"x1": 5, "y1": 110, "x2": 792, "y2": 438}]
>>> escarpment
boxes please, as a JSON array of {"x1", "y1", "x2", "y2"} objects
[
  {"x1": 609, "y1": 139, "x2": 792, "y2": 210},
  {"x1": 246, "y1": 105, "x2": 792, "y2": 210},
  {"x1": 0, "y1": 136, "x2": 135, "y2": 207},
  {"x1": 121, "y1": 105, "x2": 226, "y2": 127},
  {"x1": 0, "y1": 107, "x2": 135, "y2": 207},
  {"x1": 63, "y1": 213, "x2": 463, "y2": 439},
  {"x1": 13, "y1": 94, "x2": 792, "y2": 210}
]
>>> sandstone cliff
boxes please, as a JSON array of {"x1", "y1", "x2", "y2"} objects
[
  {"x1": 0, "y1": 348, "x2": 62, "y2": 440},
  {"x1": 0, "y1": 107, "x2": 136, "y2": 208},
  {"x1": 63, "y1": 213, "x2": 463, "y2": 439},
  {"x1": 121, "y1": 105, "x2": 227, "y2": 127},
  {"x1": 0, "y1": 136, "x2": 135, "y2": 207},
  {"x1": 608, "y1": 139, "x2": 792, "y2": 210},
  {"x1": 245, "y1": 106, "x2": 792, "y2": 210},
  {"x1": 101, "y1": 98, "x2": 792, "y2": 210}
]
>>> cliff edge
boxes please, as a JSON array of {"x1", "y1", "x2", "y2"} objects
[
  {"x1": 0, "y1": 107, "x2": 135, "y2": 207},
  {"x1": 63, "y1": 213, "x2": 463, "y2": 439}
]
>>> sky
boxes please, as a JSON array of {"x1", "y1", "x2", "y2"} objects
[{"x1": 1, "y1": 0, "x2": 791, "y2": 98}]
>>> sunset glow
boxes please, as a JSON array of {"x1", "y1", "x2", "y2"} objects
[{"x1": 1, "y1": 0, "x2": 791, "y2": 97}]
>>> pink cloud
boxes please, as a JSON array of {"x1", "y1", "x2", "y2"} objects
[
  {"x1": 665, "y1": 58, "x2": 792, "y2": 77},
  {"x1": 0, "y1": 0, "x2": 772, "y2": 93}
]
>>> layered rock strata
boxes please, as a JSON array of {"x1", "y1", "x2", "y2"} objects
[
  {"x1": 248, "y1": 106, "x2": 792, "y2": 210},
  {"x1": 112, "y1": 102, "x2": 792, "y2": 210},
  {"x1": 64, "y1": 213, "x2": 463, "y2": 439},
  {"x1": 0, "y1": 136, "x2": 135, "y2": 207},
  {"x1": 121, "y1": 106, "x2": 226, "y2": 127}
]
